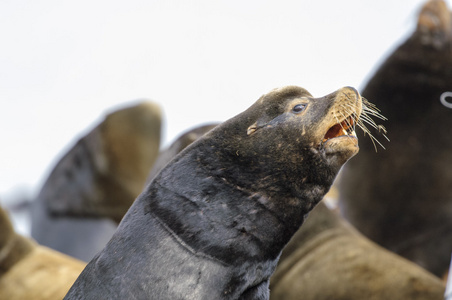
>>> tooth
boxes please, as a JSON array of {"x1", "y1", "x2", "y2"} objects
[{"x1": 342, "y1": 128, "x2": 348, "y2": 136}]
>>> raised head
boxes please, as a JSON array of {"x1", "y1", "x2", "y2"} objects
[{"x1": 199, "y1": 85, "x2": 365, "y2": 201}]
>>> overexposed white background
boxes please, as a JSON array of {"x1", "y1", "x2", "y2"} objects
[{"x1": 1, "y1": 0, "x2": 432, "y2": 206}]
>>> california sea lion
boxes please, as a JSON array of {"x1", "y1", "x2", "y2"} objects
[
  {"x1": 31, "y1": 101, "x2": 162, "y2": 261},
  {"x1": 270, "y1": 202, "x2": 446, "y2": 300},
  {"x1": 64, "y1": 86, "x2": 368, "y2": 299},
  {"x1": 0, "y1": 206, "x2": 85, "y2": 300},
  {"x1": 339, "y1": 0, "x2": 452, "y2": 278}
]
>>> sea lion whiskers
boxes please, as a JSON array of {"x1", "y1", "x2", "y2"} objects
[
  {"x1": 339, "y1": 99, "x2": 389, "y2": 151},
  {"x1": 356, "y1": 118, "x2": 386, "y2": 151},
  {"x1": 333, "y1": 100, "x2": 360, "y2": 136},
  {"x1": 332, "y1": 112, "x2": 355, "y2": 138},
  {"x1": 361, "y1": 103, "x2": 387, "y2": 131},
  {"x1": 361, "y1": 98, "x2": 387, "y2": 120},
  {"x1": 322, "y1": 94, "x2": 361, "y2": 145},
  {"x1": 360, "y1": 101, "x2": 389, "y2": 133},
  {"x1": 337, "y1": 105, "x2": 358, "y2": 129}
]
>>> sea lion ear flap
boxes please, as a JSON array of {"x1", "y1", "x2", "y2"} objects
[
  {"x1": 247, "y1": 122, "x2": 258, "y2": 135},
  {"x1": 247, "y1": 119, "x2": 268, "y2": 135}
]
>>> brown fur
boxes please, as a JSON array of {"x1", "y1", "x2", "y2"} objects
[
  {"x1": 0, "y1": 207, "x2": 85, "y2": 300},
  {"x1": 270, "y1": 202, "x2": 446, "y2": 300}
]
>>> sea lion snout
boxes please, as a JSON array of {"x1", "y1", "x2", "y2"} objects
[
  {"x1": 319, "y1": 87, "x2": 362, "y2": 142},
  {"x1": 340, "y1": 86, "x2": 361, "y2": 101},
  {"x1": 315, "y1": 86, "x2": 366, "y2": 167},
  {"x1": 335, "y1": 87, "x2": 362, "y2": 110}
]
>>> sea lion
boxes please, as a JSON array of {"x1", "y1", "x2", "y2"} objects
[
  {"x1": 339, "y1": 0, "x2": 452, "y2": 278},
  {"x1": 270, "y1": 202, "x2": 446, "y2": 300},
  {"x1": 0, "y1": 206, "x2": 85, "y2": 300},
  {"x1": 31, "y1": 101, "x2": 162, "y2": 261},
  {"x1": 64, "y1": 86, "x2": 367, "y2": 300}
]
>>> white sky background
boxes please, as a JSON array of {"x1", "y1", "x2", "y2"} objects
[{"x1": 1, "y1": 0, "x2": 432, "y2": 203}]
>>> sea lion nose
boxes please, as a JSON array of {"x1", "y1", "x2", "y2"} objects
[
  {"x1": 335, "y1": 87, "x2": 361, "y2": 104},
  {"x1": 342, "y1": 86, "x2": 360, "y2": 99}
]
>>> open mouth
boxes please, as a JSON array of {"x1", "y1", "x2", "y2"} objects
[{"x1": 322, "y1": 114, "x2": 357, "y2": 143}]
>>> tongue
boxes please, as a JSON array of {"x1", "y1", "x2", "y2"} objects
[{"x1": 324, "y1": 124, "x2": 344, "y2": 141}]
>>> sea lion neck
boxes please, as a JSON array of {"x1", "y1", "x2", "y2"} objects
[{"x1": 145, "y1": 143, "x2": 331, "y2": 266}]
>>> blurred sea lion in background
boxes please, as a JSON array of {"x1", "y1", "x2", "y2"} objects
[
  {"x1": 0, "y1": 206, "x2": 85, "y2": 300},
  {"x1": 31, "y1": 101, "x2": 162, "y2": 261},
  {"x1": 339, "y1": 0, "x2": 452, "y2": 279},
  {"x1": 270, "y1": 202, "x2": 446, "y2": 300},
  {"x1": 135, "y1": 121, "x2": 446, "y2": 299}
]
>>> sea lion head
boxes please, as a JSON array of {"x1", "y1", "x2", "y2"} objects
[
  {"x1": 191, "y1": 85, "x2": 369, "y2": 209},
  {"x1": 222, "y1": 86, "x2": 362, "y2": 172}
]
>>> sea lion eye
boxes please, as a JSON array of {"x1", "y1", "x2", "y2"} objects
[{"x1": 292, "y1": 104, "x2": 307, "y2": 113}]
